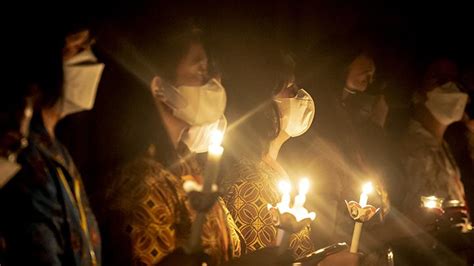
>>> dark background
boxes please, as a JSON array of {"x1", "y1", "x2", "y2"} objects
[{"x1": 50, "y1": 0, "x2": 474, "y2": 197}]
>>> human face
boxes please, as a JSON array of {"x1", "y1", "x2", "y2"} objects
[
  {"x1": 175, "y1": 42, "x2": 209, "y2": 87},
  {"x1": 346, "y1": 55, "x2": 376, "y2": 92}
]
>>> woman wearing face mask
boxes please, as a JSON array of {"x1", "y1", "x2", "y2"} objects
[
  {"x1": 221, "y1": 52, "x2": 321, "y2": 260},
  {"x1": 277, "y1": 41, "x2": 399, "y2": 265},
  {"x1": 0, "y1": 23, "x2": 103, "y2": 266},
  {"x1": 98, "y1": 23, "x2": 252, "y2": 266},
  {"x1": 394, "y1": 59, "x2": 473, "y2": 265}
]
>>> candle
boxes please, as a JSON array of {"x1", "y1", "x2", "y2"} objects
[
  {"x1": 294, "y1": 178, "x2": 309, "y2": 209},
  {"x1": 421, "y1": 195, "x2": 443, "y2": 209},
  {"x1": 350, "y1": 182, "x2": 373, "y2": 253},
  {"x1": 359, "y1": 182, "x2": 373, "y2": 207},
  {"x1": 202, "y1": 129, "x2": 224, "y2": 192},
  {"x1": 273, "y1": 178, "x2": 316, "y2": 255},
  {"x1": 187, "y1": 129, "x2": 224, "y2": 254},
  {"x1": 277, "y1": 180, "x2": 292, "y2": 213}
]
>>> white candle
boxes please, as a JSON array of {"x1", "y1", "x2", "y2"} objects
[
  {"x1": 203, "y1": 130, "x2": 224, "y2": 192},
  {"x1": 350, "y1": 182, "x2": 373, "y2": 253},
  {"x1": 188, "y1": 130, "x2": 224, "y2": 253},
  {"x1": 278, "y1": 181, "x2": 292, "y2": 213},
  {"x1": 293, "y1": 178, "x2": 310, "y2": 209},
  {"x1": 359, "y1": 182, "x2": 373, "y2": 207}
]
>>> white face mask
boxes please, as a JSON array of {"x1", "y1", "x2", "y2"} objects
[
  {"x1": 62, "y1": 50, "x2": 105, "y2": 118},
  {"x1": 182, "y1": 116, "x2": 227, "y2": 153},
  {"x1": 275, "y1": 89, "x2": 316, "y2": 137},
  {"x1": 0, "y1": 157, "x2": 21, "y2": 188},
  {"x1": 157, "y1": 78, "x2": 227, "y2": 126},
  {"x1": 425, "y1": 82, "x2": 468, "y2": 125}
]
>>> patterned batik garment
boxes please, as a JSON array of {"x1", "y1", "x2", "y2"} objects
[
  {"x1": 0, "y1": 117, "x2": 101, "y2": 266},
  {"x1": 401, "y1": 119, "x2": 466, "y2": 214},
  {"x1": 105, "y1": 148, "x2": 243, "y2": 265},
  {"x1": 223, "y1": 158, "x2": 314, "y2": 260}
]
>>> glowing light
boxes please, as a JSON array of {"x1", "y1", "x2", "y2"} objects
[
  {"x1": 210, "y1": 129, "x2": 224, "y2": 146},
  {"x1": 362, "y1": 182, "x2": 373, "y2": 194}
]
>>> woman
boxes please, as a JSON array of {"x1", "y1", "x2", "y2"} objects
[
  {"x1": 221, "y1": 52, "x2": 317, "y2": 260},
  {"x1": 0, "y1": 24, "x2": 102, "y2": 265},
  {"x1": 280, "y1": 41, "x2": 395, "y2": 265},
  {"x1": 100, "y1": 25, "x2": 245, "y2": 265}
]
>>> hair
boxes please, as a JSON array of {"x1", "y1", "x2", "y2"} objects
[
  {"x1": 1, "y1": 19, "x2": 64, "y2": 135},
  {"x1": 92, "y1": 20, "x2": 212, "y2": 179},
  {"x1": 224, "y1": 49, "x2": 297, "y2": 161},
  {"x1": 121, "y1": 17, "x2": 208, "y2": 84}
]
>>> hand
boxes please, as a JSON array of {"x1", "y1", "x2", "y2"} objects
[
  {"x1": 317, "y1": 250, "x2": 360, "y2": 266},
  {"x1": 439, "y1": 207, "x2": 471, "y2": 233},
  {"x1": 187, "y1": 191, "x2": 220, "y2": 212}
]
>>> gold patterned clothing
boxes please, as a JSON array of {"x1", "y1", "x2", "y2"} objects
[
  {"x1": 222, "y1": 158, "x2": 314, "y2": 259},
  {"x1": 104, "y1": 154, "x2": 242, "y2": 265}
]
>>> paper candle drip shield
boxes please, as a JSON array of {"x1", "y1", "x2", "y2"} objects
[
  {"x1": 345, "y1": 200, "x2": 379, "y2": 223},
  {"x1": 268, "y1": 204, "x2": 315, "y2": 233}
]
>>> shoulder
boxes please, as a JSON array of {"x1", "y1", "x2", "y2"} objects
[
  {"x1": 106, "y1": 157, "x2": 181, "y2": 208},
  {"x1": 223, "y1": 158, "x2": 267, "y2": 188}
]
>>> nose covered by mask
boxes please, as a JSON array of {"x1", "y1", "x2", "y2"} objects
[
  {"x1": 182, "y1": 116, "x2": 227, "y2": 153},
  {"x1": 62, "y1": 49, "x2": 105, "y2": 117},
  {"x1": 275, "y1": 89, "x2": 316, "y2": 137},
  {"x1": 156, "y1": 78, "x2": 227, "y2": 126},
  {"x1": 425, "y1": 82, "x2": 468, "y2": 125}
]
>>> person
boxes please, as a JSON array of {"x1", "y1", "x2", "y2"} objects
[
  {"x1": 278, "y1": 40, "x2": 398, "y2": 265},
  {"x1": 99, "y1": 24, "x2": 247, "y2": 265},
  {"x1": 0, "y1": 22, "x2": 103, "y2": 265},
  {"x1": 222, "y1": 51, "x2": 316, "y2": 260},
  {"x1": 221, "y1": 49, "x2": 359, "y2": 265},
  {"x1": 397, "y1": 58, "x2": 472, "y2": 265},
  {"x1": 444, "y1": 64, "x2": 474, "y2": 219}
]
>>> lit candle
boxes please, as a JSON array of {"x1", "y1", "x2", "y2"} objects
[
  {"x1": 293, "y1": 177, "x2": 309, "y2": 209},
  {"x1": 277, "y1": 180, "x2": 292, "y2": 213},
  {"x1": 421, "y1": 195, "x2": 443, "y2": 209},
  {"x1": 350, "y1": 182, "x2": 373, "y2": 253},
  {"x1": 274, "y1": 178, "x2": 316, "y2": 255},
  {"x1": 187, "y1": 129, "x2": 224, "y2": 254},
  {"x1": 202, "y1": 129, "x2": 224, "y2": 192}
]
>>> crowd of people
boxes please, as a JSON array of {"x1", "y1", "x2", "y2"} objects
[{"x1": 1, "y1": 5, "x2": 473, "y2": 266}]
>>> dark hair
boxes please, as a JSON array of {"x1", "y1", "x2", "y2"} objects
[
  {"x1": 1, "y1": 21, "x2": 64, "y2": 134},
  {"x1": 224, "y1": 50, "x2": 297, "y2": 160},
  {"x1": 92, "y1": 21, "x2": 211, "y2": 177},
  {"x1": 120, "y1": 18, "x2": 207, "y2": 84}
]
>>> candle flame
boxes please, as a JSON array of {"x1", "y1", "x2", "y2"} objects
[
  {"x1": 298, "y1": 177, "x2": 310, "y2": 195},
  {"x1": 421, "y1": 195, "x2": 442, "y2": 209},
  {"x1": 362, "y1": 182, "x2": 373, "y2": 194},
  {"x1": 278, "y1": 180, "x2": 292, "y2": 194},
  {"x1": 210, "y1": 129, "x2": 224, "y2": 146}
]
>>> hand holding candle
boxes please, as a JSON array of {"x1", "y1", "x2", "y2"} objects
[{"x1": 269, "y1": 177, "x2": 316, "y2": 254}]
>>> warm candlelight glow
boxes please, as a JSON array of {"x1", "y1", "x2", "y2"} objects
[
  {"x1": 208, "y1": 144, "x2": 224, "y2": 156},
  {"x1": 362, "y1": 182, "x2": 373, "y2": 194},
  {"x1": 274, "y1": 179, "x2": 316, "y2": 222},
  {"x1": 278, "y1": 180, "x2": 292, "y2": 194},
  {"x1": 294, "y1": 177, "x2": 310, "y2": 209},
  {"x1": 298, "y1": 178, "x2": 310, "y2": 195},
  {"x1": 210, "y1": 129, "x2": 224, "y2": 146},
  {"x1": 421, "y1": 195, "x2": 443, "y2": 209},
  {"x1": 350, "y1": 181, "x2": 374, "y2": 253}
]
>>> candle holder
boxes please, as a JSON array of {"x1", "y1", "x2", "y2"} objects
[{"x1": 345, "y1": 200, "x2": 379, "y2": 223}]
